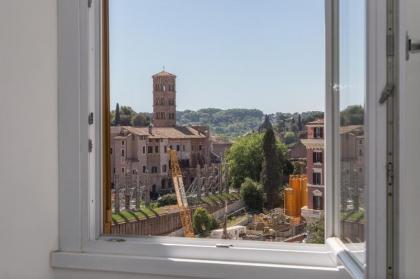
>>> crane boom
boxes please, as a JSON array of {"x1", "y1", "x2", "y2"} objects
[{"x1": 169, "y1": 149, "x2": 195, "y2": 237}]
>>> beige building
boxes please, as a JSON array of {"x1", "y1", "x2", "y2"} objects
[{"x1": 111, "y1": 71, "x2": 211, "y2": 199}]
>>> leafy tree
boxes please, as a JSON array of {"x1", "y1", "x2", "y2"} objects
[
  {"x1": 120, "y1": 106, "x2": 136, "y2": 116},
  {"x1": 192, "y1": 207, "x2": 218, "y2": 236},
  {"x1": 115, "y1": 103, "x2": 120, "y2": 126},
  {"x1": 119, "y1": 115, "x2": 132, "y2": 126},
  {"x1": 132, "y1": 113, "x2": 149, "y2": 127},
  {"x1": 225, "y1": 133, "x2": 264, "y2": 188},
  {"x1": 340, "y1": 105, "x2": 364, "y2": 126},
  {"x1": 240, "y1": 178, "x2": 264, "y2": 212},
  {"x1": 283, "y1": 131, "x2": 297, "y2": 145},
  {"x1": 261, "y1": 128, "x2": 282, "y2": 209},
  {"x1": 226, "y1": 131, "x2": 288, "y2": 191},
  {"x1": 306, "y1": 216, "x2": 325, "y2": 244}
]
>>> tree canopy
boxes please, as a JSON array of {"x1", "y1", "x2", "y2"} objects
[
  {"x1": 225, "y1": 132, "x2": 288, "y2": 189},
  {"x1": 240, "y1": 178, "x2": 264, "y2": 212},
  {"x1": 340, "y1": 105, "x2": 364, "y2": 126}
]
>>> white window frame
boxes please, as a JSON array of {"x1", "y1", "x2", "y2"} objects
[{"x1": 51, "y1": 0, "x2": 388, "y2": 278}]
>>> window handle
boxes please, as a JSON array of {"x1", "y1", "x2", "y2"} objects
[{"x1": 406, "y1": 33, "x2": 420, "y2": 60}]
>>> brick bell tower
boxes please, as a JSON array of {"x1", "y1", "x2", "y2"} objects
[{"x1": 152, "y1": 70, "x2": 177, "y2": 127}]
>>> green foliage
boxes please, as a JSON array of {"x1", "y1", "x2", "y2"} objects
[
  {"x1": 340, "y1": 105, "x2": 364, "y2": 126},
  {"x1": 225, "y1": 133, "x2": 264, "y2": 188},
  {"x1": 132, "y1": 113, "x2": 150, "y2": 127},
  {"x1": 306, "y1": 216, "x2": 325, "y2": 244},
  {"x1": 226, "y1": 132, "x2": 288, "y2": 190},
  {"x1": 192, "y1": 207, "x2": 218, "y2": 236},
  {"x1": 119, "y1": 115, "x2": 132, "y2": 126},
  {"x1": 240, "y1": 178, "x2": 264, "y2": 212},
  {"x1": 274, "y1": 111, "x2": 324, "y2": 133},
  {"x1": 177, "y1": 108, "x2": 264, "y2": 140},
  {"x1": 283, "y1": 131, "x2": 297, "y2": 145},
  {"x1": 157, "y1": 194, "x2": 177, "y2": 207},
  {"x1": 115, "y1": 103, "x2": 120, "y2": 126},
  {"x1": 261, "y1": 128, "x2": 283, "y2": 209},
  {"x1": 292, "y1": 161, "x2": 305, "y2": 175}
]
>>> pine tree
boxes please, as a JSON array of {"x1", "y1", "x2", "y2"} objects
[
  {"x1": 115, "y1": 103, "x2": 120, "y2": 126},
  {"x1": 260, "y1": 127, "x2": 281, "y2": 209}
]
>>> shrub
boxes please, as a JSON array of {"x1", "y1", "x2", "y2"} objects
[
  {"x1": 283, "y1": 131, "x2": 297, "y2": 145},
  {"x1": 157, "y1": 194, "x2": 177, "y2": 207},
  {"x1": 306, "y1": 215, "x2": 325, "y2": 244},
  {"x1": 240, "y1": 178, "x2": 265, "y2": 212},
  {"x1": 192, "y1": 207, "x2": 218, "y2": 236}
]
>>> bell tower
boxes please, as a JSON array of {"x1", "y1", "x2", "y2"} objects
[{"x1": 152, "y1": 70, "x2": 177, "y2": 127}]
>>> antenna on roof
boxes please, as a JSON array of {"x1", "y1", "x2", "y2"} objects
[{"x1": 163, "y1": 65, "x2": 165, "y2": 71}]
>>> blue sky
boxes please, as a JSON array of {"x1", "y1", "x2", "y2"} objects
[{"x1": 109, "y1": 0, "x2": 364, "y2": 114}]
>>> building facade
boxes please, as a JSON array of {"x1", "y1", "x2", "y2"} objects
[
  {"x1": 110, "y1": 71, "x2": 211, "y2": 201},
  {"x1": 300, "y1": 119, "x2": 365, "y2": 221}
]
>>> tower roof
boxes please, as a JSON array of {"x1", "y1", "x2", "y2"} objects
[{"x1": 152, "y1": 70, "x2": 176, "y2": 78}]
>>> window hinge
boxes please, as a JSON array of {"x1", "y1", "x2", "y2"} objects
[
  {"x1": 88, "y1": 0, "x2": 93, "y2": 8},
  {"x1": 88, "y1": 139, "x2": 93, "y2": 152},
  {"x1": 88, "y1": 112, "x2": 94, "y2": 125},
  {"x1": 379, "y1": 83, "x2": 395, "y2": 104}
]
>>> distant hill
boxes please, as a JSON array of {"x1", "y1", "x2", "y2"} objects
[
  {"x1": 177, "y1": 108, "x2": 264, "y2": 140},
  {"x1": 177, "y1": 109, "x2": 327, "y2": 141},
  {"x1": 110, "y1": 103, "x2": 327, "y2": 141}
]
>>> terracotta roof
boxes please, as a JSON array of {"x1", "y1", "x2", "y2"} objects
[
  {"x1": 121, "y1": 126, "x2": 206, "y2": 139},
  {"x1": 306, "y1": 118, "x2": 324, "y2": 126},
  {"x1": 152, "y1": 70, "x2": 176, "y2": 78},
  {"x1": 339, "y1": 125, "x2": 363, "y2": 135},
  {"x1": 301, "y1": 138, "x2": 324, "y2": 149}
]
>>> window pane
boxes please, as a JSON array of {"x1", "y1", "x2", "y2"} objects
[
  {"x1": 339, "y1": 0, "x2": 366, "y2": 264},
  {"x1": 107, "y1": 0, "x2": 326, "y2": 242}
]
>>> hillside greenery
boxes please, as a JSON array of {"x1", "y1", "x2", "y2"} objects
[{"x1": 110, "y1": 105, "x2": 338, "y2": 140}]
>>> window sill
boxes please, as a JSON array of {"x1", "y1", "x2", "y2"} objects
[
  {"x1": 51, "y1": 238, "x2": 352, "y2": 279},
  {"x1": 326, "y1": 237, "x2": 365, "y2": 279}
]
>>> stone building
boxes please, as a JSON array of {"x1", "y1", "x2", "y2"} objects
[
  {"x1": 300, "y1": 119, "x2": 365, "y2": 220},
  {"x1": 110, "y1": 71, "x2": 211, "y2": 200},
  {"x1": 301, "y1": 119, "x2": 325, "y2": 219}
]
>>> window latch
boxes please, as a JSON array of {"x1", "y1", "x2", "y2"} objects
[
  {"x1": 379, "y1": 83, "x2": 394, "y2": 104},
  {"x1": 88, "y1": 112, "x2": 94, "y2": 125},
  {"x1": 406, "y1": 33, "x2": 420, "y2": 61},
  {"x1": 216, "y1": 244, "x2": 233, "y2": 248},
  {"x1": 88, "y1": 139, "x2": 93, "y2": 153}
]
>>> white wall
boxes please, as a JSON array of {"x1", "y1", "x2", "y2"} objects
[
  {"x1": 0, "y1": 0, "x2": 419, "y2": 278},
  {"x1": 399, "y1": 0, "x2": 420, "y2": 278},
  {"x1": 0, "y1": 1, "x2": 58, "y2": 279}
]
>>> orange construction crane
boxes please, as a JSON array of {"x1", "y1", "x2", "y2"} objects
[{"x1": 169, "y1": 149, "x2": 195, "y2": 237}]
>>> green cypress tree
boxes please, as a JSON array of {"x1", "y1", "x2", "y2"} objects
[
  {"x1": 115, "y1": 103, "x2": 120, "y2": 126},
  {"x1": 260, "y1": 127, "x2": 281, "y2": 209}
]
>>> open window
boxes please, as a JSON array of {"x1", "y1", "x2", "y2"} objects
[{"x1": 52, "y1": 0, "x2": 391, "y2": 278}]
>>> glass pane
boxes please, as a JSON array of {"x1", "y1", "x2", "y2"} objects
[
  {"x1": 107, "y1": 0, "x2": 326, "y2": 242},
  {"x1": 339, "y1": 0, "x2": 366, "y2": 264}
]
